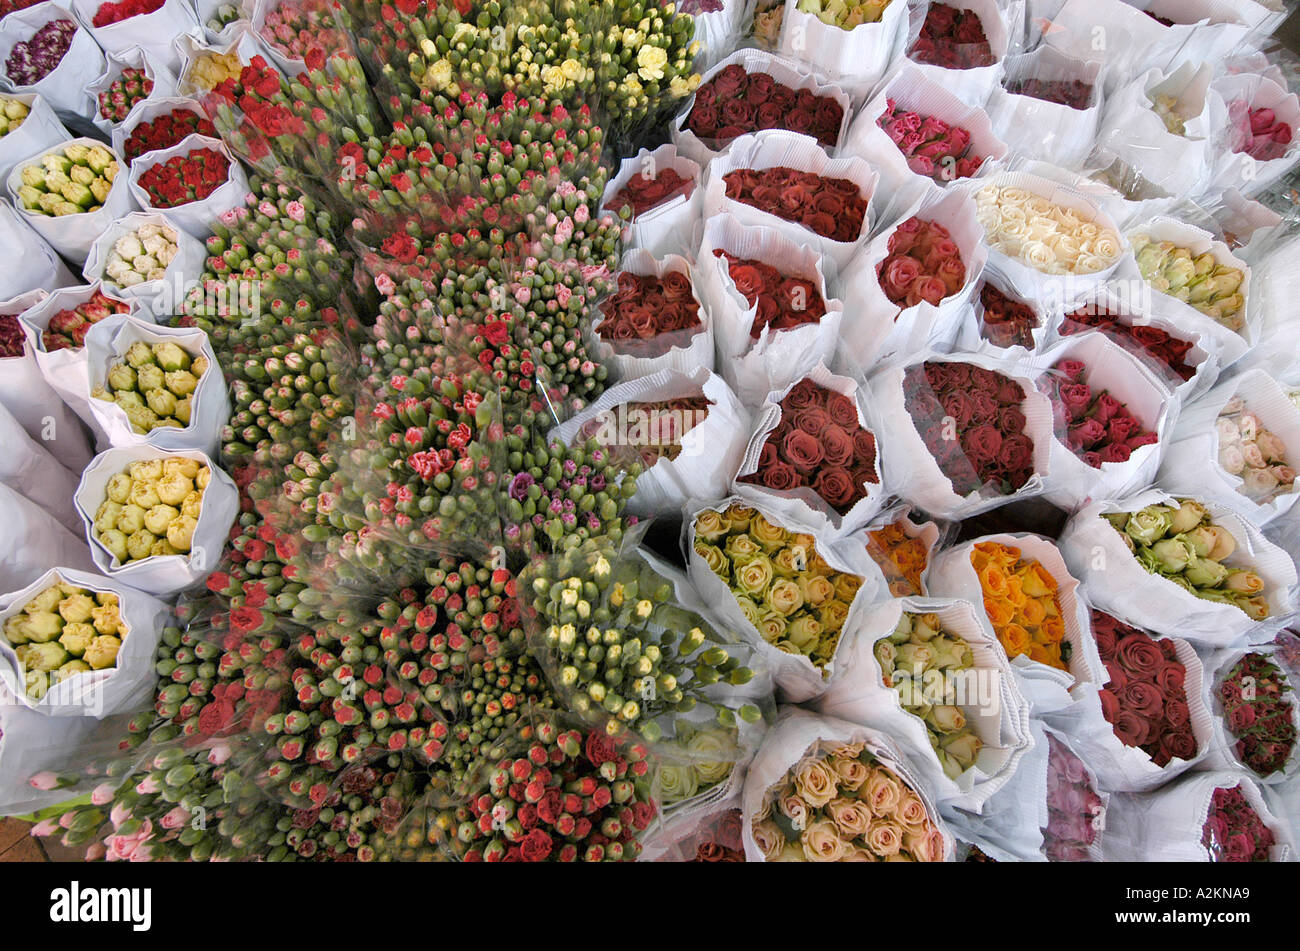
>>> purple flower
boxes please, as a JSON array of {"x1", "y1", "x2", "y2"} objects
[{"x1": 508, "y1": 471, "x2": 535, "y2": 501}]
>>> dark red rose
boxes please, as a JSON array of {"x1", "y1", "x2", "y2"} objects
[
  {"x1": 785, "y1": 378, "x2": 822, "y2": 410},
  {"x1": 853, "y1": 430, "x2": 876, "y2": 466},
  {"x1": 962, "y1": 424, "x2": 1003, "y2": 467},
  {"x1": 793, "y1": 406, "x2": 831, "y2": 435},
  {"x1": 822, "y1": 424, "x2": 856, "y2": 467},
  {"x1": 1113, "y1": 710, "x2": 1152, "y2": 747},
  {"x1": 1156, "y1": 661, "x2": 1185, "y2": 695},
  {"x1": 826, "y1": 392, "x2": 858, "y2": 428},
  {"x1": 813, "y1": 465, "x2": 858, "y2": 510},
  {"x1": 762, "y1": 460, "x2": 800, "y2": 491},
  {"x1": 780, "y1": 428, "x2": 824, "y2": 472},
  {"x1": 1099, "y1": 688, "x2": 1120, "y2": 721},
  {"x1": 1158, "y1": 730, "x2": 1197, "y2": 762},
  {"x1": 1121, "y1": 680, "x2": 1165, "y2": 719},
  {"x1": 996, "y1": 433, "x2": 1034, "y2": 473},
  {"x1": 1057, "y1": 381, "x2": 1094, "y2": 416}
]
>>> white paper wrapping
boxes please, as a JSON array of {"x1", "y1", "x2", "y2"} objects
[
  {"x1": 0, "y1": 566, "x2": 169, "y2": 717},
  {"x1": 776, "y1": 0, "x2": 908, "y2": 95},
  {"x1": 1203, "y1": 643, "x2": 1300, "y2": 784},
  {"x1": 1210, "y1": 72, "x2": 1300, "y2": 198},
  {"x1": 0, "y1": 3, "x2": 105, "y2": 128},
  {"x1": 0, "y1": 397, "x2": 82, "y2": 532},
  {"x1": 0, "y1": 200, "x2": 77, "y2": 300},
  {"x1": 986, "y1": 46, "x2": 1102, "y2": 169},
  {"x1": 69, "y1": 0, "x2": 198, "y2": 75},
  {"x1": 82, "y1": 45, "x2": 178, "y2": 138},
  {"x1": 0, "y1": 91, "x2": 70, "y2": 185},
  {"x1": 600, "y1": 145, "x2": 702, "y2": 260},
  {"x1": 126, "y1": 132, "x2": 250, "y2": 239},
  {"x1": 1058, "y1": 488, "x2": 1299, "y2": 647},
  {"x1": 0, "y1": 480, "x2": 97, "y2": 593},
  {"x1": 898, "y1": 0, "x2": 1010, "y2": 108},
  {"x1": 73, "y1": 445, "x2": 239, "y2": 597}
]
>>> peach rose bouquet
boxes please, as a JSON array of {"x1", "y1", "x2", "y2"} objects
[{"x1": 970, "y1": 540, "x2": 1069, "y2": 672}]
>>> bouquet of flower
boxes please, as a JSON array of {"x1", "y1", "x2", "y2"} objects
[
  {"x1": 874, "y1": 611, "x2": 981, "y2": 779},
  {"x1": 903, "y1": 361, "x2": 1038, "y2": 496},
  {"x1": 876, "y1": 100, "x2": 983, "y2": 182},
  {"x1": 0, "y1": 315, "x2": 25, "y2": 358},
  {"x1": 1093, "y1": 611, "x2": 1197, "y2": 767},
  {"x1": 39, "y1": 290, "x2": 130, "y2": 351},
  {"x1": 1004, "y1": 76, "x2": 1093, "y2": 110},
  {"x1": 0, "y1": 96, "x2": 30, "y2": 139},
  {"x1": 722, "y1": 166, "x2": 867, "y2": 243},
  {"x1": 1042, "y1": 732, "x2": 1103, "y2": 861},
  {"x1": 92, "y1": 0, "x2": 165, "y2": 27},
  {"x1": 98, "y1": 221, "x2": 180, "y2": 289},
  {"x1": 864, "y1": 516, "x2": 931, "y2": 597},
  {"x1": 4, "y1": 18, "x2": 76, "y2": 86},
  {"x1": 1132, "y1": 234, "x2": 1246, "y2": 331},
  {"x1": 1102, "y1": 499, "x2": 1271, "y2": 620},
  {"x1": 686, "y1": 64, "x2": 845, "y2": 148},
  {"x1": 90, "y1": 456, "x2": 209, "y2": 563},
  {"x1": 1216, "y1": 396, "x2": 1295, "y2": 504},
  {"x1": 1151, "y1": 93, "x2": 1191, "y2": 136},
  {"x1": 975, "y1": 183, "x2": 1122, "y2": 276},
  {"x1": 3, "y1": 582, "x2": 124, "y2": 699},
  {"x1": 122, "y1": 109, "x2": 218, "y2": 163},
  {"x1": 576, "y1": 396, "x2": 710, "y2": 468},
  {"x1": 796, "y1": 0, "x2": 892, "y2": 28},
  {"x1": 970, "y1": 541, "x2": 1069, "y2": 671},
  {"x1": 655, "y1": 724, "x2": 743, "y2": 808},
  {"x1": 1218, "y1": 652, "x2": 1295, "y2": 777},
  {"x1": 92, "y1": 340, "x2": 209, "y2": 434},
  {"x1": 595, "y1": 271, "x2": 702, "y2": 353},
  {"x1": 751, "y1": 737, "x2": 946, "y2": 861},
  {"x1": 1044, "y1": 358, "x2": 1158, "y2": 469},
  {"x1": 1059, "y1": 302, "x2": 1199, "y2": 384},
  {"x1": 136, "y1": 146, "x2": 230, "y2": 208},
  {"x1": 738, "y1": 377, "x2": 878, "y2": 514},
  {"x1": 713, "y1": 248, "x2": 828, "y2": 340},
  {"x1": 1202, "y1": 784, "x2": 1276, "y2": 861},
  {"x1": 693, "y1": 502, "x2": 862, "y2": 669},
  {"x1": 1226, "y1": 100, "x2": 1293, "y2": 161},
  {"x1": 608, "y1": 167, "x2": 695, "y2": 221},
  {"x1": 977, "y1": 280, "x2": 1039, "y2": 349},
  {"x1": 98, "y1": 67, "x2": 154, "y2": 122},
  {"x1": 909, "y1": 3, "x2": 994, "y2": 70},
  {"x1": 16, "y1": 144, "x2": 119, "y2": 217},
  {"x1": 258, "y1": 0, "x2": 347, "y2": 63},
  {"x1": 877, "y1": 216, "x2": 966, "y2": 307}
]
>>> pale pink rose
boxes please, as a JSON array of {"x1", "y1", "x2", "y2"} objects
[
  {"x1": 159, "y1": 806, "x2": 190, "y2": 830},
  {"x1": 1220, "y1": 444, "x2": 1246, "y2": 475},
  {"x1": 1243, "y1": 442, "x2": 1266, "y2": 470},
  {"x1": 91, "y1": 782, "x2": 116, "y2": 806},
  {"x1": 904, "y1": 826, "x2": 945, "y2": 862},
  {"x1": 1272, "y1": 465, "x2": 1296, "y2": 486},
  {"x1": 105, "y1": 819, "x2": 153, "y2": 862},
  {"x1": 135, "y1": 775, "x2": 161, "y2": 795},
  {"x1": 208, "y1": 740, "x2": 232, "y2": 766},
  {"x1": 1256, "y1": 430, "x2": 1289, "y2": 464},
  {"x1": 110, "y1": 801, "x2": 132, "y2": 829},
  {"x1": 1216, "y1": 418, "x2": 1240, "y2": 443},
  {"x1": 865, "y1": 818, "x2": 904, "y2": 857},
  {"x1": 1239, "y1": 411, "x2": 1261, "y2": 442}
]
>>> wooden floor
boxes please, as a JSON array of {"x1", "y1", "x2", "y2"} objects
[{"x1": 0, "y1": 817, "x2": 50, "y2": 862}]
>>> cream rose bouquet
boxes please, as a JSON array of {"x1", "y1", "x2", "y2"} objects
[{"x1": 974, "y1": 181, "x2": 1123, "y2": 277}]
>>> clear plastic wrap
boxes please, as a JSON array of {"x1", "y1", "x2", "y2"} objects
[{"x1": 1207, "y1": 635, "x2": 1300, "y2": 782}]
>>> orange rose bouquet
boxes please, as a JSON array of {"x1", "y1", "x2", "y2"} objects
[
  {"x1": 864, "y1": 512, "x2": 939, "y2": 596},
  {"x1": 969, "y1": 540, "x2": 1070, "y2": 671}
]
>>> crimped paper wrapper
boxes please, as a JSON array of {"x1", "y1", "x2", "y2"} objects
[
  {"x1": 741, "y1": 707, "x2": 956, "y2": 861},
  {"x1": 69, "y1": 0, "x2": 197, "y2": 75},
  {"x1": 73, "y1": 445, "x2": 239, "y2": 596},
  {"x1": 899, "y1": 0, "x2": 1010, "y2": 109},
  {"x1": 815, "y1": 596, "x2": 1034, "y2": 813},
  {"x1": 866, "y1": 351, "x2": 1054, "y2": 520},
  {"x1": 600, "y1": 146, "x2": 702, "y2": 261},
  {"x1": 1099, "y1": 63, "x2": 1221, "y2": 198},
  {"x1": 111, "y1": 94, "x2": 209, "y2": 163},
  {"x1": 840, "y1": 65, "x2": 1008, "y2": 222},
  {"x1": 1210, "y1": 73, "x2": 1300, "y2": 198},
  {"x1": 82, "y1": 210, "x2": 207, "y2": 316},
  {"x1": 1213, "y1": 187, "x2": 1282, "y2": 255},
  {"x1": 83, "y1": 314, "x2": 230, "y2": 456},
  {"x1": 0, "y1": 479, "x2": 97, "y2": 593},
  {"x1": 970, "y1": 170, "x2": 1127, "y2": 304},
  {"x1": 0, "y1": 3, "x2": 105, "y2": 129},
  {"x1": 1158, "y1": 370, "x2": 1300, "y2": 527},
  {"x1": 953, "y1": 266, "x2": 1053, "y2": 362},
  {"x1": 1058, "y1": 488, "x2": 1299, "y2": 647},
  {"x1": 193, "y1": 0, "x2": 251, "y2": 44},
  {"x1": 0, "y1": 566, "x2": 169, "y2": 717},
  {"x1": 838, "y1": 185, "x2": 987, "y2": 369},
  {"x1": 586, "y1": 249, "x2": 713, "y2": 381},
  {"x1": 0, "y1": 398, "x2": 82, "y2": 532},
  {"x1": 732, "y1": 362, "x2": 885, "y2": 537},
  {"x1": 683, "y1": 493, "x2": 883, "y2": 703},
  {"x1": 1123, "y1": 215, "x2": 1253, "y2": 370},
  {"x1": 927, "y1": 531, "x2": 1106, "y2": 690},
  {"x1": 697, "y1": 212, "x2": 845, "y2": 408},
  {"x1": 1026, "y1": 332, "x2": 1177, "y2": 513},
  {"x1": 671, "y1": 48, "x2": 853, "y2": 169},
  {"x1": 1047, "y1": 283, "x2": 1218, "y2": 402},
  {"x1": 700, "y1": 129, "x2": 878, "y2": 270},
  {"x1": 0, "y1": 199, "x2": 77, "y2": 300},
  {"x1": 942, "y1": 721, "x2": 1107, "y2": 862},
  {"x1": 126, "y1": 132, "x2": 250, "y2": 239},
  {"x1": 5, "y1": 137, "x2": 138, "y2": 265},
  {"x1": 986, "y1": 46, "x2": 1102, "y2": 169},
  {"x1": 776, "y1": 0, "x2": 908, "y2": 95},
  {"x1": 18, "y1": 282, "x2": 147, "y2": 446},
  {"x1": 1204, "y1": 643, "x2": 1300, "y2": 783},
  {"x1": 1045, "y1": 636, "x2": 1214, "y2": 793},
  {"x1": 0, "y1": 92, "x2": 70, "y2": 185},
  {"x1": 550, "y1": 367, "x2": 749, "y2": 518},
  {"x1": 1102, "y1": 769, "x2": 1293, "y2": 862},
  {"x1": 83, "y1": 45, "x2": 178, "y2": 138}
]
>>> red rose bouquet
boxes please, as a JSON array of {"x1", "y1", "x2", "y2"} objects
[
  {"x1": 1044, "y1": 358, "x2": 1157, "y2": 468},
  {"x1": 40, "y1": 291, "x2": 131, "y2": 351},
  {"x1": 98, "y1": 67, "x2": 153, "y2": 122},
  {"x1": 0, "y1": 314, "x2": 26, "y2": 357},
  {"x1": 1218, "y1": 652, "x2": 1296, "y2": 777},
  {"x1": 595, "y1": 270, "x2": 703, "y2": 355},
  {"x1": 1043, "y1": 732, "x2": 1104, "y2": 861},
  {"x1": 137, "y1": 147, "x2": 231, "y2": 208},
  {"x1": 123, "y1": 110, "x2": 219, "y2": 163},
  {"x1": 687, "y1": 63, "x2": 845, "y2": 148},
  {"x1": 1226, "y1": 100, "x2": 1294, "y2": 162},
  {"x1": 739, "y1": 377, "x2": 878, "y2": 514},
  {"x1": 876, "y1": 99, "x2": 984, "y2": 181},
  {"x1": 1059, "y1": 303, "x2": 1199, "y2": 384},
  {"x1": 903, "y1": 360, "x2": 1037, "y2": 495},
  {"x1": 877, "y1": 216, "x2": 966, "y2": 307},
  {"x1": 93, "y1": 0, "x2": 165, "y2": 27},
  {"x1": 713, "y1": 249, "x2": 827, "y2": 340},
  {"x1": 978, "y1": 280, "x2": 1039, "y2": 349},
  {"x1": 909, "y1": 3, "x2": 995, "y2": 70},
  {"x1": 1093, "y1": 610, "x2": 1196, "y2": 768},
  {"x1": 1003, "y1": 77, "x2": 1094, "y2": 110},
  {"x1": 609, "y1": 167, "x2": 695, "y2": 220},
  {"x1": 722, "y1": 166, "x2": 867, "y2": 242},
  {"x1": 1201, "y1": 784, "x2": 1277, "y2": 861}
]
